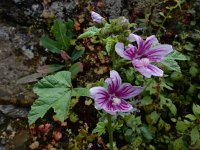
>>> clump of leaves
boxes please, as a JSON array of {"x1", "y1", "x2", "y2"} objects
[{"x1": 40, "y1": 19, "x2": 74, "y2": 54}]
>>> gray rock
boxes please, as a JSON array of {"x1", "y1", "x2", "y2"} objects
[
  {"x1": 0, "y1": 113, "x2": 6, "y2": 126},
  {"x1": 0, "y1": 24, "x2": 38, "y2": 105},
  {"x1": 0, "y1": 105, "x2": 28, "y2": 118},
  {"x1": 103, "y1": 0, "x2": 122, "y2": 18},
  {"x1": 0, "y1": 146, "x2": 6, "y2": 150},
  {"x1": 0, "y1": 0, "x2": 76, "y2": 25}
]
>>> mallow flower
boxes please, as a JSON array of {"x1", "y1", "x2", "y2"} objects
[
  {"x1": 90, "y1": 70, "x2": 143, "y2": 115},
  {"x1": 115, "y1": 34, "x2": 173, "y2": 78},
  {"x1": 90, "y1": 11, "x2": 103, "y2": 23}
]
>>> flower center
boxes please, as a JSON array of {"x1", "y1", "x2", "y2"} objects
[
  {"x1": 112, "y1": 97, "x2": 121, "y2": 105},
  {"x1": 140, "y1": 58, "x2": 150, "y2": 66}
]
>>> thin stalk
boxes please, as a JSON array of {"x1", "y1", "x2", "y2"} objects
[
  {"x1": 156, "y1": 3, "x2": 179, "y2": 37},
  {"x1": 111, "y1": 51, "x2": 116, "y2": 69},
  {"x1": 107, "y1": 114, "x2": 114, "y2": 150}
]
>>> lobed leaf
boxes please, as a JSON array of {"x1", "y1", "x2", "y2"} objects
[
  {"x1": 28, "y1": 71, "x2": 72, "y2": 125},
  {"x1": 104, "y1": 37, "x2": 116, "y2": 54},
  {"x1": 161, "y1": 50, "x2": 187, "y2": 72},
  {"x1": 92, "y1": 122, "x2": 106, "y2": 136}
]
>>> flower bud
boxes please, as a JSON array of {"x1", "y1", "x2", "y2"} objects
[{"x1": 90, "y1": 11, "x2": 103, "y2": 23}]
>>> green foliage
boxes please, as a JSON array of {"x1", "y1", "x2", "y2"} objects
[
  {"x1": 173, "y1": 137, "x2": 187, "y2": 150},
  {"x1": 72, "y1": 88, "x2": 90, "y2": 97},
  {"x1": 104, "y1": 36, "x2": 117, "y2": 54},
  {"x1": 123, "y1": 115, "x2": 153, "y2": 143},
  {"x1": 160, "y1": 95, "x2": 177, "y2": 116},
  {"x1": 161, "y1": 50, "x2": 187, "y2": 73},
  {"x1": 40, "y1": 19, "x2": 80, "y2": 58},
  {"x1": 78, "y1": 26, "x2": 101, "y2": 39},
  {"x1": 40, "y1": 37, "x2": 62, "y2": 54},
  {"x1": 92, "y1": 122, "x2": 106, "y2": 136},
  {"x1": 69, "y1": 62, "x2": 83, "y2": 78},
  {"x1": 52, "y1": 20, "x2": 74, "y2": 50},
  {"x1": 28, "y1": 71, "x2": 72, "y2": 125},
  {"x1": 28, "y1": 71, "x2": 90, "y2": 125},
  {"x1": 192, "y1": 104, "x2": 200, "y2": 117}
]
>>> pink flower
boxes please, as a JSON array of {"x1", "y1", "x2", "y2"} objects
[
  {"x1": 90, "y1": 11, "x2": 103, "y2": 23},
  {"x1": 90, "y1": 70, "x2": 143, "y2": 115},
  {"x1": 115, "y1": 34, "x2": 173, "y2": 78}
]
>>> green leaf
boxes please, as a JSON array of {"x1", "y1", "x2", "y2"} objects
[
  {"x1": 140, "y1": 126, "x2": 153, "y2": 140},
  {"x1": 53, "y1": 19, "x2": 70, "y2": 50},
  {"x1": 150, "y1": 111, "x2": 160, "y2": 124},
  {"x1": 173, "y1": 137, "x2": 188, "y2": 150},
  {"x1": 161, "y1": 50, "x2": 187, "y2": 72},
  {"x1": 189, "y1": 66, "x2": 199, "y2": 77},
  {"x1": 69, "y1": 62, "x2": 83, "y2": 78},
  {"x1": 78, "y1": 27, "x2": 101, "y2": 39},
  {"x1": 71, "y1": 50, "x2": 85, "y2": 61},
  {"x1": 65, "y1": 20, "x2": 75, "y2": 38},
  {"x1": 166, "y1": 50, "x2": 187, "y2": 60},
  {"x1": 104, "y1": 37, "x2": 116, "y2": 54},
  {"x1": 160, "y1": 95, "x2": 177, "y2": 116},
  {"x1": 161, "y1": 59, "x2": 181, "y2": 73},
  {"x1": 133, "y1": 136, "x2": 143, "y2": 148},
  {"x1": 144, "y1": 79, "x2": 157, "y2": 95},
  {"x1": 28, "y1": 71, "x2": 72, "y2": 125},
  {"x1": 140, "y1": 96, "x2": 153, "y2": 106},
  {"x1": 40, "y1": 37, "x2": 62, "y2": 54},
  {"x1": 193, "y1": 104, "x2": 200, "y2": 116},
  {"x1": 176, "y1": 121, "x2": 190, "y2": 132},
  {"x1": 92, "y1": 122, "x2": 106, "y2": 136},
  {"x1": 124, "y1": 129, "x2": 133, "y2": 136},
  {"x1": 185, "y1": 114, "x2": 196, "y2": 121},
  {"x1": 72, "y1": 88, "x2": 90, "y2": 97},
  {"x1": 183, "y1": 42, "x2": 195, "y2": 51},
  {"x1": 191, "y1": 126, "x2": 199, "y2": 143}
]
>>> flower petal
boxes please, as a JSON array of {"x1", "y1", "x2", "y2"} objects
[
  {"x1": 145, "y1": 44, "x2": 173, "y2": 62},
  {"x1": 105, "y1": 70, "x2": 122, "y2": 94},
  {"x1": 124, "y1": 45, "x2": 137, "y2": 60},
  {"x1": 134, "y1": 66, "x2": 152, "y2": 78},
  {"x1": 115, "y1": 42, "x2": 131, "y2": 60},
  {"x1": 131, "y1": 59, "x2": 152, "y2": 78},
  {"x1": 132, "y1": 59, "x2": 163, "y2": 78},
  {"x1": 146, "y1": 64, "x2": 163, "y2": 77},
  {"x1": 116, "y1": 83, "x2": 143, "y2": 99},
  {"x1": 103, "y1": 100, "x2": 133, "y2": 115},
  {"x1": 128, "y1": 33, "x2": 144, "y2": 55},
  {"x1": 90, "y1": 87, "x2": 110, "y2": 110},
  {"x1": 143, "y1": 35, "x2": 158, "y2": 50}
]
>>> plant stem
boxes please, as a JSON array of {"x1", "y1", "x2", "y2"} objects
[
  {"x1": 111, "y1": 51, "x2": 116, "y2": 69},
  {"x1": 107, "y1": 114, "x2": 114, "y2": 150}
]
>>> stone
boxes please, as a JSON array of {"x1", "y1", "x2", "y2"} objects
[
  {"x1": 0, "y1": 24, "x2": 38, "y2": 106},
  {"x1": 0, "y1": 105, "x2": 28, "y2": 118}
]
